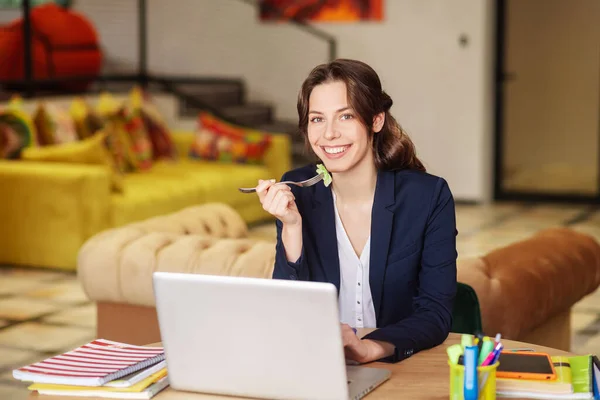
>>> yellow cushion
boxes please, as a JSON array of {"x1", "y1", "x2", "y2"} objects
[
  {"x1": 181, "y1": 160, "x2": 268, "y2": 205},
  {"x1": 21, "y1": 131, "x2": 123, "y2": 192},
  {"x1": 110, "y1": 160, "x2": 269, "y2": 227},
  {"x1": 111, "y1": 168, "x2": 203, "y2": 227}
]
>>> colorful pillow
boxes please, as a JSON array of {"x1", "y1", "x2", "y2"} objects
[
  {"x1": 189, "y1": 112, "x2": 272, "y2": 164},
  {"x1": 70, "y1": 97, "x2": 104, "y2": 140},
  {"x1": 21, "y1": 131, "x2": 124, "y2": 192},
  {"x1": 102, "y1": 117, "x2": 135, "y2": 174},
  {"x1": 129, "y1": 86, "x2": 176, "y2": 160},
  {"x1": 0, "y1": 107, "x2": 37, "y2": 159},
  {"x1": 121, "y1": 110, "x2": 153, "y2": 171},
  {"x1": 95, "y1": 92, "x2": 153, "y2": 172},
  {"x1": 33, "y1": 102, "x2": 79, "y2": 146},
  {"x1": 0, "y1": 122, "x2": 23, "y2": 159}
]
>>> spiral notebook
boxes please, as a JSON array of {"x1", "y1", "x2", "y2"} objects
[{"x1": 12, "y1": 339, "x2": 164, "y2": 387}]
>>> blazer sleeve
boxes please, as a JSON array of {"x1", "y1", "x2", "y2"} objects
[
  {"x1": 272, "y1": 218, "x2": 310, "y2": 281},
  {"x1": 271, "y1": 172, "x2": 310, "y2": 281},
  {"x1": 363, "y1": 177, "x2": 458, "y2": 362}
]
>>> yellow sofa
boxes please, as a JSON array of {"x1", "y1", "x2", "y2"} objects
[{"x1": 0, "y1": 131, "x2": 291, "y2": 271}]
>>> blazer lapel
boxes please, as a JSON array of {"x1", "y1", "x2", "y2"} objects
[
  {"x1": 369, "y1": 170, "x2": 396, "y2": 321},
  {"x1": 311, "y1": 181, "x2": 341, "y2": 291}
]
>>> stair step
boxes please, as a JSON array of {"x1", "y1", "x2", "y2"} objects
[
  {"x1": 257, "y1": 120, "x2": 298, "y2": 135},
  {"x1": 219, "y1": 103, "x2": 273, "y2": 127},
  {"x1": 88, "y1": 81, "x2": 147, "y2": 93},
  {"x1": 176, "y1": 82, "x2": 243, "y2": 113}
]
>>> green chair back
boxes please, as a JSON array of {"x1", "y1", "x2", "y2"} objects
[{"x1": 451, "y1": 282, "x2": 483, "y2": 335}]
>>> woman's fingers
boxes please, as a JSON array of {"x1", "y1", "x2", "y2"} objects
[
  {"x1": 340, "y1": 324, "x2": 356, "y2": 346},
  {"x1": 262, "y1": 184, "x2": 292, "y2": 211},
  {"x1": 268, "y1": 190, "x2": 285, "y2": 215},
  {"x1": 273, "y1": 191, "x2": 295, "y2": 218},
  {"x1": 256, "y1": 181, "x2": 299, "y2": 224},
  {"x1": 256, "y1": 179, "x2": 276, "y2": 202}
]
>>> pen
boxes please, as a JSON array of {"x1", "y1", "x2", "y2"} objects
[
  {"x1": 481, "y1": 342, "x2": 503, "y2": 366},
  {"x1": 475, "y1": 332, "x2": 484, "y2": 355},
  {"x1": 463, "y1": 345, "x2": 479, "y2": 400},
  {"x1": 494, "y1": 333, "x2": 501, "y2": 345},
  {"x1": 491, "y1": 343, "x2": 504, "y2": 364},
  {"x1": 461, "y1": 334, "x2": 473, "y2": 349},
  {"x1": 479, "y1": 338, "x2": 494, "y2": 365},
  {"x1": 446, "y1": 344, "x2": 463, "y2": 365}
]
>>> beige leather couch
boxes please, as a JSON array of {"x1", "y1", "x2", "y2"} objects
[{"x1": 78, "y1": 204, "x2": 600, "y2": 351}]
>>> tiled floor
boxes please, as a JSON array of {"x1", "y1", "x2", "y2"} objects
[
  {"x1": 0, "y1": 268, "x2": 96, "y2": 399},
  {"x1": 1, "y1": 201, "x2": 600, "y2": 399}
]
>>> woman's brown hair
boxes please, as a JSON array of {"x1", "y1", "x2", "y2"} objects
[{"x1": 297, "y1": 59, "x2": 425, "y2": 172}]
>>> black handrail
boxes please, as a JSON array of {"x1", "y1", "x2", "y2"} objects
[
  {"x1": 138, "y1": 0, "x2": 148, "y2": 87},
  {"x1": 22, "y1": 0, "x2": 32, "y2": 97},
  {"x1": 237, "y1": 0, "x2": 337, "y2": 62}
]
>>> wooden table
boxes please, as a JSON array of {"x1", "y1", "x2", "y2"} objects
[{"x1": 28, "y1": 332, "x2": 573, "y2": 400}]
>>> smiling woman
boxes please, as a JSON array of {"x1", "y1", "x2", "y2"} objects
[{"x1": 252, "y1": 59, "x2": 458, "y2": 365}]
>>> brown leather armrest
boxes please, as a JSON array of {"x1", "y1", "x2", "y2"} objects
[{"x1": 458, "y1": 228, "x2": 600, "y2": 339}]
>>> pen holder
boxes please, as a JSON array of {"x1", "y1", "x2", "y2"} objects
[{"x1": 448, "y1": 361, "x2": 499, "y2": 400}]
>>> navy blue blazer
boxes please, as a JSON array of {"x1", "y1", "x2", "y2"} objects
[{"x1": 272, "y1": 164, "x2": 458, "y2": 363}]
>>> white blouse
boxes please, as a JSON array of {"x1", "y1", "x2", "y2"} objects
[{"x1": 332, "y1": 191, "x2": 377, "y2": 328}]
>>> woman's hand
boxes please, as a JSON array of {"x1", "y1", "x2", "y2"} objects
[
  {"x1": 256, "y1": 179, "x2": 303, "y2": 262},
  {"x1": 256, "y1": 179, "x2": 301, "y2": 227},
  {"x1": 341, "y1": 324, "x2": 395, "y2": 364}
]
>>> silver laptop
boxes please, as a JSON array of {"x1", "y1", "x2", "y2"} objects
[{"x1": 153, "y1": 272, "x2": 391, "y2": 400}]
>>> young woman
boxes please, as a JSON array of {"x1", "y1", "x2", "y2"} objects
[{"x1": 255, "y1": 59, "x2": 457, "y2": 364}]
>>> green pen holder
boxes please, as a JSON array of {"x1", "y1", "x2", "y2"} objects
[{"x1": 448, "y1": 361, "x2": 499, "y2": 400}]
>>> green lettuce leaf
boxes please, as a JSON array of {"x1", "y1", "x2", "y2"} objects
[{"x1": 316, "y1": 163, "x2": 332, "y2": 187}]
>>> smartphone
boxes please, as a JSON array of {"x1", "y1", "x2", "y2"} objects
[{"x1": 496, "y1": 351, "x2": 557, "y2": 380}]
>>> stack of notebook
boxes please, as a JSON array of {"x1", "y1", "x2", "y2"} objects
[
  {"x1": 12, "y1": 339, "x2": 169, "y2": 399},
  {"x1": 496, "y1": 354, "x2": 600, "y2": 399}
]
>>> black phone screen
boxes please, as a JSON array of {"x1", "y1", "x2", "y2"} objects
[{"x1": 497, "y1": 352, "x2": 554, "y2": 374}]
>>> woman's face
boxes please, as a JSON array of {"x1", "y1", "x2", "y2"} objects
[{"x1": 307, "y1": 80, "x2": 376, "y2": 174}]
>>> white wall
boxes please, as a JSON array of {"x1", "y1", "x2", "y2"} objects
[
  {"x1": 76, "y1": 0, "x2": 498, "y2": 201},
  {"x1": 73, "y1": 0, "x2": 140, "y2": 73},
  {"x1": 0, "y1": 8, "x2": 20, "y2": 24}
]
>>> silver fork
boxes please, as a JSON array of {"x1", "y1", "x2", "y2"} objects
[{"x1": 238, "y1": 173, "x2": 324, "y2": 193}]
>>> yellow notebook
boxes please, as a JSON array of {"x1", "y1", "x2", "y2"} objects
[{"x1": 28, "y1": 368, "x2": 166, "y2": 393}]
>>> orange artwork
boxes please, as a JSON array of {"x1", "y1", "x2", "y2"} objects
[{"x1": 260, "y1": 0, "x2": 383, "y2": 22}]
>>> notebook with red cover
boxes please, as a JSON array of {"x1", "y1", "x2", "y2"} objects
[{"x1": 12, "y1": 339, "x2": 164, "y2": 387}]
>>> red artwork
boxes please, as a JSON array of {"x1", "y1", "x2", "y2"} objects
[{"x1": 260, "y1": 0, "x2": 383, "y2": 22}]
